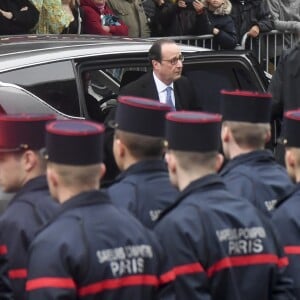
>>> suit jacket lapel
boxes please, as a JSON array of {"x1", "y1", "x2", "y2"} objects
[
  {"x1": 144, "y1": 74, "x2": 159, "y2": 100},
  {"x1": 174, "y1": 82, "x2": 183, "y2": 110}
]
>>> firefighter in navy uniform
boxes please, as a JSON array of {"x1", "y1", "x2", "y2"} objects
[
  {"x1": 107, "y1": 96, "x2": 178, "y2": 229},
  {"x1": 219, "y1": 90, "x2": 293, "y2": 215},
  {"x1": 154, "y1": 111, "x2": 294, "y2": 300},
  {"x1": 26, "y1": 119, "x2": 165, "y2": 300},
  {"x1": 0, "y1": 114, "x2": 59, "y2": 300},
  {"x1": 272, "y1": 109, "x2": 300, "y2": 299},
  {"x1": 0, "y1": 247, "x2": 12, "y2": 300}
]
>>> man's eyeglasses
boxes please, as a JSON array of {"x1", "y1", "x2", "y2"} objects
[{"x1": 161, "y1": 54, "x2": 184, "y2": 65}]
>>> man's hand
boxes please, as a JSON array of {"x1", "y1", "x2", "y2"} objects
[
  {"x1": 213, "y1": 28, "x2": 220, "y2": 35},
  {"x1": 177, "y1": 0, "x2": 187, "y2": 8},
  {"x1": 193, "y1": 0, "x2": 204, "y2": 12},
  {"x1": 102, "y1": 25, "x2": 110, "y2": 33},
  {"x1": 248, "y1": 25, "x2": 260, "y2": 38},
  {"x1": 0, "y1": 9, "x2": 13, "y2": 20},
  {"x1": 20, "y1": 6, "x2": 28, "y2": 11},
  {"x1": 155, "y1": 0, "x2": 165, "y2": 6}
]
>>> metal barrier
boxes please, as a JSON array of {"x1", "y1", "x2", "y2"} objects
[
  {"x1": 149, "y1": 34, "x2": 215, "y2": 49},
  {"x1": 150, "y1": 30, "x2": 299, "y2": 73},
  {"x1": 240, "y1": 30, "x2": 299, "y2": 73}
]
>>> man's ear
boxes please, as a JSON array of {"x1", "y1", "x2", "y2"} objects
[
  {"x1": 215, "y1": 153, "x2": 224, "y2": 172},
  {"x1": 152, "y1": 59, "x2": 160, "y2": 71},
  {"x1": 114, "y1": 138, "x2": 126, "y2": 158},
  {"x1": 46, "y1": 166, "x2": 59, "y2": 188},
  {"x1": 165, "y1": 151, "x2": 177, "y2": 174},
  {"x1": 99, "y1": 163, "x2": 106, "y2": 180},
  {"x1": 221, "y1": 125, "x2": 231, "y2": 143},
  {"x1": 285, "y1": 149, "x2": 296, "y2": 169},
  {"x1": 265, "y1": 130, "x2": 271, "y2": 143},
  {"x1": 22, "y1": 150, "x2": 37, "y2": 172}
]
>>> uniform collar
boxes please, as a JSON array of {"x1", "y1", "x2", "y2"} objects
[
  {"x1": 114, "y1": 159, "x2": 168, "y2": 182},
  {"x1": 158, "y1": 174, "x2": 225, "y2": 220},
  {"x1": 36, "y1": 190, "x2": 111, "y2": 234},
  {"x1": 10, "y1": 175, "x2": 49, "y2": 205},
  {"x1": 220, "y1": 149, "x2": 275, "y2": 176},
  {"x1": 274, "y1": 182, "x2": 300, "y2": 209},
  {"x1": 60, "y1": 190, "x2": 111, "y2": 213}
]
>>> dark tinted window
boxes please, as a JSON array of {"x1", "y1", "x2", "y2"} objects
[
  {"x1": 0, "y1": 61, "x2": 80, "y2": 116},
  {"x1": 80, "y1": 66, "x2": 148, "y2": 122},
  {"x1": 184, "y1": 62, "x2": 262, "y2": 113},
  {"x1": 0, "y1": 84, "x2": 58, "y2": 114}
]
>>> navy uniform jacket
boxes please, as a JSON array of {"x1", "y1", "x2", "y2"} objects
[
  {"x1": 26, "y1": 190, "x2": 165, "y2": 300},
  {"x1": 219, "y1": 150, "x2": 294, "y2": 214},
  {"x1": 107, "y1": 160, "x2": 178, "y2": 229},
  {"x1": 154, "y1": 174, "x2": 294, "y2": 300},
  {"x1": 272, "y1": 183, "x2": 300, "y2": 299},
  {"x1": 0, "y1": 246, "x2": 13, "y2": 300},
  {"x1": 0, "y1": 175, "x2": 59, "y2": 300}
]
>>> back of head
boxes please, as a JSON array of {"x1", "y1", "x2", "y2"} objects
[
  {"x1": 45, "y1": 119, "x2": 105, "y2": 165},
  {"x1": 220, "y1": 90, "x2": 272, "y2": 149},
  {"x1": 282, "y1": 110, "x2": 300, "y2": 172},
  {"x1": 45, "y1": 119, "x2": 105, "y2": 188},
  {"x1": 111, "y1": 96, "x2": 171, "y2": 159},
  {"x1": 283, "y1": 109, "x2": 300, "y2": 150},
  {"x1": 165, "y1": 111, "x2": 222, "y2": 171},
  {"x1": 223, "y1": 121, "x2": 270, "y2": 149},
  {"x1": 115, "y1": 130, "x2": 165, "y2": 160}
]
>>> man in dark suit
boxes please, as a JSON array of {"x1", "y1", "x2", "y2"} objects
[
  {"x1": 102, "y1": 38, "x2": 201, "y2": 185},
  {"x1": 119, "y1": 38, "x2": 201, "y2": 111}
]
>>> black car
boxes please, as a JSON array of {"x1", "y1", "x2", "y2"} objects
[
  {"x1": 0, "y1": 34, "x2": 269, "y2": 205},
  {"x1": 0, "y1": 34, "x2": 268, "y2": 120}
]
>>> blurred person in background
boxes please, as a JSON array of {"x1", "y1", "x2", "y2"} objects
[
  {"x1": 265, "y1": 0, "x2": 300, "y2": 68},
  {"x1": 268, "y1": 42, "x2": 300, "y2": 165},
  {"x1": 155, "y1": 0, "x2": 208, "y2": 36},
  {"x1": 266, "y1": 0, "x2": 300, "y2": 41},
  {"x1": 80, "y1": 0, "x2": 128, "y2": 35},
  {"x1": 272, "y1": 109, "x2": 300, "y2": 300},
  {"x1": 198, "y1": 0, "x2": 237, "y2": 49},
  {"x1": 32, "y1": 0, "x2": 74, "y2": 33},
  {"x1": 0, "y1": 0, "x2": 39, "y2": 34},
  {"x1": 107, "y1": 0, "x2": 150, "y2": 37},
  {"x1": 61, "y1": 0, "x2": 82, "y2": 33},
  {"x1": 230, "y1": 0, "x2": 273, "y2": 45}
]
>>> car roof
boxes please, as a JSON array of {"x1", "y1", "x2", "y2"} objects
[{"x1": 0, "y1": 35, "x2": 209, "y2": 71}]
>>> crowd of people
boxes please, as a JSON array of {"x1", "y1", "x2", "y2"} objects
[
  {"x1": 0, "y1": 0, "x2": 299, "y2": 49},
  {"x1": 0, "y1": 37, "x2": 299, "y2": 299}
]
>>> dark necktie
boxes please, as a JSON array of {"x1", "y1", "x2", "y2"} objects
[{"x1": 165, "y1": 86, "x2": 175, "y2": 110}]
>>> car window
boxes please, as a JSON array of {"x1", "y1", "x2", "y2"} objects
[
  {"x1": 184, "y1": 62, "x2": 262, "y2": 113},
  {"x1": 80, "y1": 66, "x2": 149, "y2": 122},
  {"x1": 0, "y1": 61, "x2": 80, "y2": 117},
  {"x1": 0, "y1": 84, "x2": 60, "y2": 114},
  {"x1": 105, "y1": 67, "x2": 149, "y2": 83},
  {"x1": 87, "y1": 66, "x2": 149, "y2": 97}
]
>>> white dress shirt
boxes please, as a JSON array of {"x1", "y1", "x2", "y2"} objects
[{"x1": 153, "y1": 72, "x2": 175, "y2": 107}]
